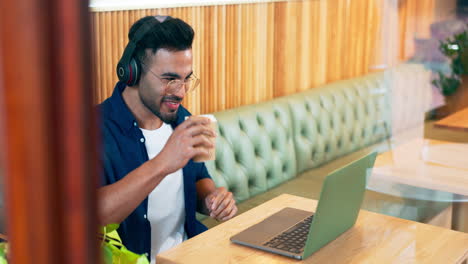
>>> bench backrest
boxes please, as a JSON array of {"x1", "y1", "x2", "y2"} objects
[{"x1": 204, "y1": 65, "x2": 433, "y2": 201}]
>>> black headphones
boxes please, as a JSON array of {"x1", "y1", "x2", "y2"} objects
[{"x1": 116, "y1": 17, "x2": 161, "y2": 86}]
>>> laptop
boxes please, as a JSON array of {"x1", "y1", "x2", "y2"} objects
[{"x1": 230, "y1": 152, "x2": 377, "y2": 260}]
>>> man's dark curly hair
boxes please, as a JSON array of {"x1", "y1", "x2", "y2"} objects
[{"x1": 128, "y1": 16, "x2": 194, "y2": 73}]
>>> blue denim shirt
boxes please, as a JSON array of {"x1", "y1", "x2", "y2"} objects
[{"x1": 98, "y1": 82, "x2": 210, "y2": 258}]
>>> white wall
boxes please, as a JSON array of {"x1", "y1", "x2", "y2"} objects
[{"x1": 89, "y1": 0, "x2": 287, "y2": 12}]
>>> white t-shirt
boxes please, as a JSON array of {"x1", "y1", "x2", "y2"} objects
[{"x1": 140, "y1": 123, "x2": 187, "y2": 264}]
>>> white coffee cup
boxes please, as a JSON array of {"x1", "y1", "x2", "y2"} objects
[{"x1": 185, "y1": 114, "x2": 217, "y2": 162}]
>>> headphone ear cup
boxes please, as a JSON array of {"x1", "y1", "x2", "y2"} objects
[
  {"x1": 116, "y1": 60, "x2": 130, "y2": 84},
  {"x1": 128, "y1": 57, "x2": 141, "y2": 86},
  {"x1": 116, "y1": 57, "x2": 140, "y2": 86}
]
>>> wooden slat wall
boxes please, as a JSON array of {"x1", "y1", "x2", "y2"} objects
[
  {"x1": 90, "y1": 0, "x2": 435, "y2": 115},
  {"x1": 90, "y1": 0, "x2": 382, "y2": 114},
  {"x1": 398, "y1": 0, "x2": 435, "y2": 61}
]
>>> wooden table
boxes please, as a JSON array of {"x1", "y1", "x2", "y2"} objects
[
  {"x1": 372, "y1": 138, "x2": 468, "y2": 196},
  {"x1": 370, "y1": 138, "x2": 468, "y2": 232},
  {"x1": 156, "y1": 194, "x2": 468, "y2": 264},
  {"x1": 435, "y1": 107, "x2": 468, "y2": 131}
]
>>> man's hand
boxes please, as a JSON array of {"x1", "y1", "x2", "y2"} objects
[
  {"x1": 205, "y1": 187, "x2": 238, "y2": 221},
  {"x1": 156, "y1": 116, "x2": 215, "y2": 174}
]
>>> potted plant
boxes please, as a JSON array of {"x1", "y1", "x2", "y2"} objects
[{"x1": 432, "y1": 27, "x2": 468, "y2": 117}]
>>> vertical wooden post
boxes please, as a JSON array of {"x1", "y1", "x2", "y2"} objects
[{"x1": 0, "y1": 0, "x2": 99, "y2": 263}]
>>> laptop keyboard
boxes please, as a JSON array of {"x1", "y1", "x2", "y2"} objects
[{"x1": 263, "y1": 215, "x2": 314, "y2": 254}]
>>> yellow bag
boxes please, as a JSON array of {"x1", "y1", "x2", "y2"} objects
[
  {"x1": 100, "y1": 224, "x2": 150, "y2": 264},
  {"x1": 0, "y1": 226, "x2": 147, "y2": 264}
]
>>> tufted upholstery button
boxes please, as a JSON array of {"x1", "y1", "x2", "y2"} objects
[
  {"x1": 332, "y1": 96, "x2": 337, "y2": 105},
  {"x1": 256, "y1": 115, "x2": 263, "y2": 126},
  {"x1": 325, "y1": 144, "x2": 330, "y2": 153},
  {"x1": 305, "y1": 103, "x2": 311, "y2": 112},
  {"x1": 248, "y1": 178, "x2": 254, "y2": 187},
  {"x1": 274, "y1": 110, "x2": 280, "y2": 119},
  {"x1": 234, "y1": 152, "x2": 240, "y2": 163},
  {"x1": 218, "y1": 126, "x2": 224, "y2": 136},
  {"x1": 282, "y1": 164, "x2": 287, "y2": 173},
  {"x1": 337, "y1": 139, "x2": 342, "y2": 148},
  {"x1": 239, "y1": 121, "x2": 245, "y2": 131},
  {"x1": 266, "y1": 171, "x2": 271, "y2": 179},
  {"x1": 271, "y1": 141, "x2": 277, "y2": 150}
]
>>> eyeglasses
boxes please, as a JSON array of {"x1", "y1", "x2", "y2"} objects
[{"x1": 141, "y1": 63, "x2": 200, "y2": 95}]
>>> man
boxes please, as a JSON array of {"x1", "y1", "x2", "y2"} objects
[{"x1": 97, "y1": 15, "x2": 237, "y2": 262}]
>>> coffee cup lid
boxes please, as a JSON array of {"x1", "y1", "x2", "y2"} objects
[{"x1": 185, "y1": 114, "x2": 217, "y2": 122}]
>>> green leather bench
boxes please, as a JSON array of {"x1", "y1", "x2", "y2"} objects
[{"x1": 200, "y1": 67, "x2": 450, "y2": 228}]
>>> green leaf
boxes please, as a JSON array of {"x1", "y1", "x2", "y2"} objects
[
  {"x1": 0, "y1": 243, "x2": 7, "y2": 258},
  {"x1": 102, "y1": 244, "x2": 113, "y2": 264},
  {"x1": 441, "y1": 76, "x2": 461, "y2": 96},
  {"x1": 118, "y1": 246, "x2": 150, "y2": 264},
  {"x1": 135, "y1": 256, "x2": 150, "y2": 264},
  {"x1": 101, "y1": 223, "x2": 120, "y2": 234}
]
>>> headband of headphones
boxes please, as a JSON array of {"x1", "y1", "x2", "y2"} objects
[{"x1": 116, "y1": 16, "x2": 164, "y2": 86}]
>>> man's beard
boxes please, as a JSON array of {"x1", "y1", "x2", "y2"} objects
[
  {"x1": 151, "y1": 106, "x2": 178, "y2": 124},
  {"x1": 140, "y1": 94, "x2": 182, "y2": 124}
]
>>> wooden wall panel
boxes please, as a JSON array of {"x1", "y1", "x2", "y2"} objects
[
  {"x1": 374, "y1": 0, "x2": 400, "y2": 70},
  {"x1": 325, "y1": 0, "x2": 346, "y2": 82},
  {"x1": 308, "y1": 0, "x2": 328, "y2": 87},
  {"x1": 89, "y1": 0, "x2": 434, "y2": 114},
  {"x1": 398, "y1": 0, "x2": 435, "y2": 61}
]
